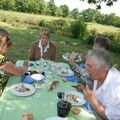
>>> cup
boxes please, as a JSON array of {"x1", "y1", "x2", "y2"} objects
[
  {"x1": 57, "y1": 100, "x2": 71, "y2": 117},
  {"x1": 57, "y1": 92, "x2": 65, "y2": 99}
]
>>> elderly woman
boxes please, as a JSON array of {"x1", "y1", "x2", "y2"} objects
[
  {"x1": 68, "y1": 36, "x2": 110, "y2": 72},
  {"x1": 0, "y1": 28, "x2": 28, "y2": 94},
  {"x1": 29, "y1": 29, "x2": 56, "y2": 61},
  {"x1": 78, "y1": 48, "x2": 120, "y2": 119}
]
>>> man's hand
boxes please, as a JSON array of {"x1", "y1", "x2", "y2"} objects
[
  {"x1": 76, "y1": 83, "x2": 86, "y2": 91},
  {"x1": 83, "y1": 85, "x2": 108, "y2": 119},
  {"x1": 68, "y1": 60, "x2": 81, "y2": 72},
  {"x1": 83, "y1": 85, "x2": 97, "y2": 104},
  {"x1": 68, "y1": 60, "x2": 77, "y2": 66}
]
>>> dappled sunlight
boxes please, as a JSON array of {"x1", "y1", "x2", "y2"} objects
[{"x1": 71, "y1": 42, "x2": 79, "y2": 46}]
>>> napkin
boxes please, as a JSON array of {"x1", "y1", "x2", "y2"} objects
[
  {"x1": 64, "y1": 76, "x2": 78, "y2": 82},
  {"x1": 84, "y1": 102, "x2": 93, "y2": 114},
  {"x1": 21, "y1": 75, "x2": 36, "y2": 84}
]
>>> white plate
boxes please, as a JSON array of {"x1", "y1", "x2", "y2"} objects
[
  {"x1": 10, "y1": 83, "x2": 35, "y2": 97},
  {"x1": 30, "y1": 74, "x2": 45, "y2": 82},
  {"x1": 63, "y1": 53, "x2": 82, "y2": 62},
  {"x1": 46, "y1": 117, "x2": 65, "y2": 120},
  {"x1": 64, "y1": 91, "x2": 86, "y2": 106},
  {"x1": 57, "y1": 69, "x2": 74, "y2": 76}
]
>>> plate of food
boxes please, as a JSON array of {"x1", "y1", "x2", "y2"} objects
[
  {"x1": 10, "y1": 83, "x2": 36, "y2": 96},
  {"x1": 57, "y1": 69, "x2": 74, "y2": 76},
  {"x1": 64, "y1": 91, "x2": 86, "y2": 106},
  {"x1": 63, "y1": 52, "x2": 82, "y2": 62},
  {"x1": 46, "y1": 117, "x2": 66, "y2": 120}
]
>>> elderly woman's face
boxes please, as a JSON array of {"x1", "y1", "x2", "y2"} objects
[{"x1": 40, "y1": 35, "x2": 49, "y2": 46}]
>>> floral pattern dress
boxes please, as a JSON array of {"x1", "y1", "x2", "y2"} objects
[{"x1": 0, "y1": 54, "x2": 9, "y2": 94}]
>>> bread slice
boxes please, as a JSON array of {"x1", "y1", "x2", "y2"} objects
[
  {"x1": 22, "y1": 112, "x2": 34, "y2": 120},
  {"x1": 71, "y1": 108, "x2": 80, "y2": 115},
  {"x1": 68, "y1": 52, "x2": 79, "y2": 60}
]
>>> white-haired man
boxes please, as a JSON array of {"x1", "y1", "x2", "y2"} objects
[{"x1": 78, "y1": 48, "x2": 120, "y2": 120}]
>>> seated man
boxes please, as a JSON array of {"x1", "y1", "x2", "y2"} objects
[
  {"x1": 69, "y1": 36, "x2": 110, "y2": 72},
  {"x1": 29, "y1": 29, "x2": 56, "y2": 61},
  {"x1": 78, "y1": 48, "x2": 120, "y2": 119}
]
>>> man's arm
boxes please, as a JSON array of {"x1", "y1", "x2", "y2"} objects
[{"x1": 84, "y1": 85, "x2": 108, "y2": 120}]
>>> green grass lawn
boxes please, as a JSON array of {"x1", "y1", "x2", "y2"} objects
[
  {"x1": 0, "y1": 22, "x2": 120, "y2": 69},
  {"x1": 87, "y1": 22, "x2": 120, "y2": 33}
]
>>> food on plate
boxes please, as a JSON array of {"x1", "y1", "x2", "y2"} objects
[
  {"x1": 49, "y1": 80, "x2": 59, "y2": 90},
  {"x1": 22, "y1": 112, "x2": 34, "y2": 120},
  {"x1": 68, "y1": 52, "x2": 79, "y2": 60},
  {"x1": 66, "y1": 94, "x2": 80, "y2": 102},
  {"x1": 71, "y1": 108, "x2": 80, "y2": 115},
  {"x1": 15, "y1": 85, "x2": 30, "y2": 92}
]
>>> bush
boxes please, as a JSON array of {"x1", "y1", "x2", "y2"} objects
[
  {"x1": 70, "y1": 18, "x2": 87, "y2": 38},
  {"x1": 39, "y1": 19, "x2": 70, "y2": 33}
]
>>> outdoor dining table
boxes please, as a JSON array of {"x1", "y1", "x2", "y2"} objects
[{"x1": 0, "y1": 60, "x2": 96, "y2": 120}]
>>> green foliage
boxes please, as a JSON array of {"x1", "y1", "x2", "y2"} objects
[
  {"x1": 2, "y1": 0, "x2": 16, "y2": 10},
  {"x1": 79, "y1": 0, "x2": 118, "y2": 9},
  {"x1": 102, "y1": 32, "x2": 120, "y2": 53},
  {"x1": 70, "y1": 8, "x2": 79, "y2": 19},
  {"x1": 47, "y1": 0, "x2": 56, "y2": 16},
  {"x1": 55, "y1": 7, "x2": 63, "y2": 17},
  {"x1": 70, "y1": 18, "x2": 87, "y2": 38},
  {"x1": 0, "y1": 0, "x2": 46, "y2": 14},
  {"x1": 79, "y1": 8, "x2": 120, "y2": 28},
  {"x1": 60, "y1": 5, "x2": 69, "y2": 17},
  {"x1": 83, "y1": 30, "x2": 120, "y2": 53},
  {"x1": 39, "y1": 19, "x2": 70, "y2": 32},
  {"x1": 0, "y1": 10, "x2": 61, "y2": 26},
  {"x1": 95, "y1": 13, "x2": 120, "y2": 28},
  {"x1": 80, "y1": 8, "x2": 101, "y2": 22}
]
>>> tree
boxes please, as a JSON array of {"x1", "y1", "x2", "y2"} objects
[
  {"x1": 55, "y1": 7, "x2": 63, "y2": 17},
  {"x1": 80, "y1": 0, "x2": 118, "y2": 9},
  {"x1": 70, "y1": 8, "x2": 79, "y2": 19},
  {"x1": 2, "y1": 0, "x2": 15, "y2": 10},
  {"x1": 70, "y1": 18, "x2": 87, "y2": 38},
  {"x1": 47, "y1": 0, "x2": 56, "y2": 16},
  {"x1": 80, "y1": 8, "x2": 100, "y2": 22},
  {"x1": 60, "y1": 5, "x2": 69, "y2": 17}
]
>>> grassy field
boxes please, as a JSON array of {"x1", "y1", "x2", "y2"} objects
[
  {"x1": 87, "y1": 22, "x2": 120, "y2": 33},
  {"x1": 0, "y1": 22, "x2": 89, "y2": 61},
  {"x1": 0, "y1": 22, "x2": 120, "y2": 69},
  {"x1": 1, "y1": 10, "x2": 120, "y2": 34}
]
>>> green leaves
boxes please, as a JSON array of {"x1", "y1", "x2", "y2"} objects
[{"x1": 79, "y1": 0, "x2": 118, "y2": 9}]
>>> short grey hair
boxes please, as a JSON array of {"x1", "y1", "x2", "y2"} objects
[{"x1": 87, "y1": 48, "x2": 112, "y2": 70}]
